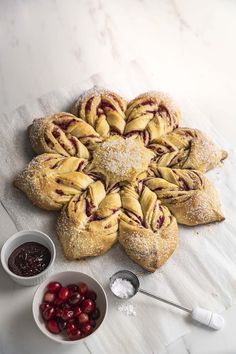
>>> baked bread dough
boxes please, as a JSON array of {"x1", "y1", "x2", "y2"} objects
[
  {"x1": 119, "y1": 184, "x2": 178, "y2": 272},
  {"x1": 88, "y1": 135, "x2": 154, "y2": 185},
  {"x1": 145, "y1": 167, "x2": 224, "y2": 225},
  {"x1": 14, "y1": 88, "x2": 227, "y2": 271},
  {"x1": 71, "y1": 87, "x2": 127, "y2": 137},
  {"x1": 124, "y1": 91, "x2": 181, "y2": 141},
  {"x1": 29, "y1": 112, "x2": 102, "y2": 158},
  {"x1": 149, "y1": 128, "x2": 227, "y2": 172},
  {"x1": 14, "y1": 153, "x2": 93, "y2": 210},
  {"x1": 57, "y1": 181, "x2": 121, "y2": 259}
]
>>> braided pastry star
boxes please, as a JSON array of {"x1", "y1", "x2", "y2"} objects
[{"x1": 14, "y1": 88, "x2": 227, "y2": 272}]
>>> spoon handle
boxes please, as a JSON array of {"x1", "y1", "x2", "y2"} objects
[{"x1": 138, "y1": 288, "x2": 192, "y2": 313}]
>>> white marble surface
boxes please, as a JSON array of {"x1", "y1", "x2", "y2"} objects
[
  {"x1": 0, "y1": 0, "x2": 236, "y2": 150},
  {"x1": 0, "y1": 1, "x2": 236, "y2": 354}
]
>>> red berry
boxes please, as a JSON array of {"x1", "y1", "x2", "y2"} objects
[
  {"x1": 42, "y1": 306, "x2": 55, "y2": 321},
  {"x1": 54, "y1": 297, "x2": 64, "y2": 306},
  {"x1": 78, "y1": 282, "x2": 88, "y2": 296},
  {"x1": 61, "y1": 302, "x2": 70, "y2": 310},
  {"x1": 40, "y1": 302, "x2": 50, "y2": 313},
  {"x1": 91, "y1": 307, "x2": 100, "y2": 320},
  {"x1": 54, "y1": 307, "x2": 63, "y2": 318},
  {"x1": 89, "y1": 319, "x2": 96, "y2": 328},
  {"x1": 81, "y1": 299, "x2": 95, "y2": 314},
  {"x1": 78, "y1": 312, "x2": 89, "y2": 325},
  {"x1": 68, "y1": 292, "x2": 81, "y2": 306},
  {"x1": 80, "y1": 295, "x2": 85, "y2": 303},
  {"x1": 61, "y1": 309, "x2": 74, "y2": 321},
  {"x1": 74, "y1": 306, "x2": 82, "y2": 318},
  {"x1": 58, "y1": 287, "x2": 70, "y2": 300},
  {"x1": 86, "y1": 289, "x2": 97, "y2": 301},
  {"x1": 81, "y1": 323, "x2": 93, "y2": 336},
  {"x1": 58, "y1": 319, "x2": 67, "y2": 331},
  {"x1": 68, "y1": 328, "x2": 82, "y2": 340},
  {"x1": 68, "y1": 284, "x2": 79, "y2": 292},
  {"x1": 44, "y1": 291, "x2": 56, "y2": 303},
  {"x1": 47, "y1": 282, "x2": 61, "y2": 293},
  {"x1": 47, "y1": 319, "x2": 61, "y2": 334},
  {"x1": 66, "y1": 322, "x2": 77, "y2": 334}
]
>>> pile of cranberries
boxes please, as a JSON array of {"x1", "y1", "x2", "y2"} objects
[{"x1": 40, "y1": 281, "x2": 100, "y2": 340}]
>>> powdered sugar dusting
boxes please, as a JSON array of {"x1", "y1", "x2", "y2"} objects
[
  {"x1": 132, "y1": 90, "x2": 180, "y2": 116},
  {"x1": 75, "y1": 86, "x2": 114, "y2": 104},
  {"x1": 92, "y1": 137, "x2": 153, "y2": 181},
  {"x1": 117, "y1": 303, "x2": 136, "y2": 316}
]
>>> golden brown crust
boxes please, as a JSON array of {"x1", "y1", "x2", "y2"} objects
[
  {"x1": 14, "y1": 153, "x2": 93, "y2": 210},
  {"x1": 29, "y1": 112, "x2": 101, "y2": 157},
  {"x1": 57, "y1": 181, "x2": 121, "y2": 259},
  {"x1": 149, "y1": 128, "x2": 227, "y2": 172},
  {"x1": 88, "y1": 136, "x2": 154, "y2": 185},
  {"x1": 145, "y1": 167, "x2": 224, "y2": 225},
  {"x1": 119, "y1": 184, "x2": 178, "y2": 271},
  {"x1": 119, "y1": 220, "x2": 178, "y2": 272},
  {"x1": 71, "y1": 87, "x2": 127, "y2": 137},
  {"x1": 124, "y1": 91, "x2": 181, "y2": 141}
]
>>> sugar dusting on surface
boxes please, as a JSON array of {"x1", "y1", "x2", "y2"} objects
[
  {"x1": 75, "y1": 86, "x2": 114, "y2": 104},
  {"x1": 130, "y1": 90, "x2": 180, "y2": 118},
  {"x1": 117, "y1": 303, "x2": 136, "y2": 316},
  {"x1": 93, "y1": 137, "x2": 153, "y2": 179}
]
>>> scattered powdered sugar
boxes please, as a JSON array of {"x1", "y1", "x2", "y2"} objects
[
  {"x1": 131, "y1": 90, "x2": 180, "y2": 117},
  {"x1": 93, "y1": 137, "x2": 153, "y2": 179},
  {"x1": 117, "y1": 303, "x2": 136, "y2": 316},
  {"x1": 75, "y1": 86, "x2": 111, "y2": 104},
  {"x1": 111, "y1": 278, "x2": 135, "y2": 299}
]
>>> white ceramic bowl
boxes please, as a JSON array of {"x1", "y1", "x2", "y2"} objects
[
  {"x1": 32, "y1": 271, "x2": 108, "y2": 344},
  {"x1": 1, "y1": 229, "x2": 56, "y2": 286}
]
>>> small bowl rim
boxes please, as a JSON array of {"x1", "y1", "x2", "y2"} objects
[
  {"x1": 0, "y1": 229, "x2": 56, "y2": 280},
  {"x1": 32, "y1": 270, "x2": 108, "y2": 344}
]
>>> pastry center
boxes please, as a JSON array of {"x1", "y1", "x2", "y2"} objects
[{"x1": 92, "y1": 136, "x2": 154, "y2": 183}]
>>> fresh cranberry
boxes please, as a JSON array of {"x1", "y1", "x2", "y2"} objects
[
  {"x1": 80, "y1": 295, "x2": 85, "y2": 303},
  {"x1": 54, "y1": 297, "x2": 64, "y2": 306},
  {"x1": 47, "y1": 282, "x2": 61, "y2": 293},
  {"x1": 44, "y1": 291, "x2": 56, "y2": 303},
  {"x1": 81, "y1": 299, "x2": 95, "y2": 314},
  {"x1": 40, "y1": 302, "x2": 50, "y2": 313},
  {"x1": 58, "y1": 287, "x2": 70, "y2": 300},
  {"x1": 54, "y1": 307, "x2": 63, "y2": 318},
  {"x1": 90, "y1": 307, "x2": 100, "y2": 320},
  {"x1": 78, "y1": 312, "x2": 89, "y2": 325},
  {"x1": 61, "y1": 309, "x2": 74, "y2": 321},
  {"x1": 68, "y1": 328, "x2": 82, "y2": 340},
  {"x1": 89, "y1": 319, "x2": 96, "y2": 328},
  {"x1": 47, "y1": 319, "x2": 61, "y2": 334},
  {"x1": 68, "y1": 292, "x2": 81, "y2": 306},
  {"x1": 42, "y1": 306, "x2": 55, "y2": 321},
  {"x1": 68, "y1": 284, "x2": 79, "y2": 292},
  {"x1": 78, "y1": 282, "x2": 88, "y2": 296},
  {"x1": 81, "y1": 323, "x2": 93, "y2": 336},
  {"x1": 61, "y1": 302, "x2": 70, "y2": 310},
  {"x1": 40, "y1": 281, "x2": 98, "y2": 339},
  {"x1": 57, "y1": 319, "x2": 67, "y2": 331},
  {"x1": 66, "y1": 322, "x2": 77, "y2": 333},
  {"x1": 74, "y1": 306, "x2": 82, "y2": 318},
  {"x1": 69, "y1": 317, "x2": 76, "y2": 323},
  {"x1": 86, "y1": 289, "x2": 97, "y2": 301}
]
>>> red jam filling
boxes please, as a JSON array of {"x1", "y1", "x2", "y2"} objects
[{"x1": 8, "y1": 242, "x2": 51, "y2": 277}]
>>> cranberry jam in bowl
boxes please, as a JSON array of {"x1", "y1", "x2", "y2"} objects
[
  {"x1": 32, "y1": 271, "x2": 108, "y2": 344},
  {"x1": 1, "y1": 230, "x2": 56, "y2": 286}
]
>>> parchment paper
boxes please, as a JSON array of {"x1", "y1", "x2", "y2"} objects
[{"x1": 1, "y1": 68, "x2": 236, "y2": 353}]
